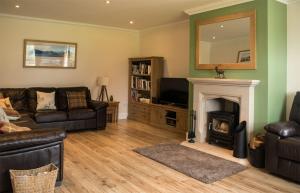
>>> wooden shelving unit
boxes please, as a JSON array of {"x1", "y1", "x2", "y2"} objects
[
  {"x1": 128, "y1": 57, "x2": 164, "y2": 104},
  {"x1": 128, "y1": 57, "x2": 188, "y2": 133}
]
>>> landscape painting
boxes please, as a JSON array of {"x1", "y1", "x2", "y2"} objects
[{"x1": 23, "y1": 40, "x2": 77, "y2": 68}]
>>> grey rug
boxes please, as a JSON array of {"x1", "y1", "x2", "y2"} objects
[{"x1": 134, "y1": 143, "x2": 247, "y2": 184}]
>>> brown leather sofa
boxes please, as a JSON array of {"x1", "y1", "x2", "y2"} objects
[
  {"x1": 0, "y1": 86, "x2": 108, "y2": 192},
  {"x1": 0, "y1": 87, "x2": 108, "y2": 131},
  {"x1": 264, "y1": 92, "x2": 300, "y2": 183},
  {"x1": 0, "y1": 127, "x2": 66, "y2": 193}
]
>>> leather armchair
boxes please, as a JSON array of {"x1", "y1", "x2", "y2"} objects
[
  {"x1": 264, "y1": 92, "x2": 300, "y2": 183},
  {"x1": 0, "y1": 128, "x2": 66, "y2": 193}
]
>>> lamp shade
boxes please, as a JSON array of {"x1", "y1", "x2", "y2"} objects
[{"x1": 97, "y1": 76, "x2": 109, "y2": 86}]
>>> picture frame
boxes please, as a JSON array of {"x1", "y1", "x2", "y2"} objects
[
  {"x1": 237, "y1": 50, "x2": 251, "y2": 63},
  {"x1": 23, "y1": 39, "x2": 77, "y2": 69}
]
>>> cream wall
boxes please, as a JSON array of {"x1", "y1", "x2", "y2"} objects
[
  {"x1": 0, "y1": 15, "x2": 139, "y2": 119},
  {"x1": 287, "y1": 1, "x2": 300, "y2": 119},
  {"x1": 140, "y1": 21, "x2": 189, "y2": 77}
]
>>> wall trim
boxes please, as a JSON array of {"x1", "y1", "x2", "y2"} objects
[
  {"x1": 0, "y1": 13, "x2": 139, "y2": 33},
  {"x1": 276, "y1": 0, "x2": 300, "y2": 4},
  {"x1": 119, "y1": 113, "x2": 128, "y2": 120},
  {"x1": 140, "y1": 20, "x2": 189, "y2": 32},
  {"x1": 184, "y1": 0, "x2": 254, "y2": 15}
]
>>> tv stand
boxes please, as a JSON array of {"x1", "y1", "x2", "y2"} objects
[{"x1": 128, "y1": 102, "x2": 188, "y2": 133}]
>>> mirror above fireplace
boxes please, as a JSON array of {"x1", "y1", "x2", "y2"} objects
[{"x1": 195, "y1": 11, "x2": 256, "y2": 70}]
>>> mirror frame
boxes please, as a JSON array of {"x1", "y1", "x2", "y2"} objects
[{"x1": 195, "y1": 10, "x2": 256, "y2": 70}]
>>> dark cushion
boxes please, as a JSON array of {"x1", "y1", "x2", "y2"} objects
[
  {"x1": 264, "y1": 121, "x2": 300, "y2": 137},
  {"x1": 34, "y1": 111, "x2": 67, "y2": 123},
  {"x1": 27, "y1": 87, "x2": 56, "y2": 112},
  {"x1": 0, "y1": 88, "x2": 28, "y2": 111},
  {"x1": 66, "y1": 91, "x2": 88, "y2": 110},
  {"x1": 68, "y1": 109, "x2": 96, "y2": 120},
  {"x1": 56, "y1": 87, "x2": 91, "y2": 111},
  {"x1": 278, "y1": 137, "x2": 300, "y2": 162}
]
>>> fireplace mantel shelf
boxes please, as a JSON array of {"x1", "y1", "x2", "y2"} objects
[{"x1": 187, "y1": 78, "x2": 260, "y2": 87}]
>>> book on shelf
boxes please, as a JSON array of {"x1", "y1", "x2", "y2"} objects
[
  {"x1": 132, "y1": 63, "x2": 151, "y2": 75},
  {"x1": 131, "y1": 76, "x2": 151, "y2": 91}
]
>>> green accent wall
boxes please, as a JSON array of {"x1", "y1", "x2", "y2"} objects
[
  {"x1": 267, "y1": 0, "x2": 287, "y2": 122},
  {"x1": 189, "y1": 0, "x2": 287, "y2": 132}
]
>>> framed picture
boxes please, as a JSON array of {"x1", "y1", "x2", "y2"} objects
[
  {"x1": 23, "y1": 39, "x2": 77, "y2": 68},
  {"x1": 237, "y1": 50, "x2": 251, "y2": 63}
]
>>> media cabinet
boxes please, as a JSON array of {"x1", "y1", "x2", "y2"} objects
[{"x1": 128, "y1": 102, "x2": 188, "y2": 133}]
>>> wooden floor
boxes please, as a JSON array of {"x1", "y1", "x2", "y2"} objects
[{"x1": 55, "y1": 120, "x2": 300, "y2": 193}]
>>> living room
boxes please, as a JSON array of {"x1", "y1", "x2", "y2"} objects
[{"x1": 0, "y1": 0, "x2": 299, "y2": 192}]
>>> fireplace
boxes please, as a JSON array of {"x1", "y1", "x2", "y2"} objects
[
  {"x1": 207, "y1": 111, "x2": 239, "y2": 149},
  {"x1": 187, "y1": 78, "x2": 260, "y2": 144}
]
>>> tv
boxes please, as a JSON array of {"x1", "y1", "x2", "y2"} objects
[{"x1": 159, "y1": 78, "x2": 189, "y2": 108}]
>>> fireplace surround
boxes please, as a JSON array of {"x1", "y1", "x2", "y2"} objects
[{"x1": 187, "y1": 78, "x2": 260, "y2": 144}]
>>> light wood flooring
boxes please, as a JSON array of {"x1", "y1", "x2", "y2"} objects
[{"x1": 55, "y1": 120, "x2": 300, "y2": 193}]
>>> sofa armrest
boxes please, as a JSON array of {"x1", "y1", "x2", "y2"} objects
[
  {"x1": 88, "y1": 100, "x2": 108, "y2": 110},
  {"x1": 264, "y1": 121, "x2": 299, "y2": 138},
  {"x1": 0, "y1": 128, "x2": 66, "y2": 152}
]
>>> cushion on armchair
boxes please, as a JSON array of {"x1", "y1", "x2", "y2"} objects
[{"x1": 265, "y1": 121, "x2": 300, "y2": 137}]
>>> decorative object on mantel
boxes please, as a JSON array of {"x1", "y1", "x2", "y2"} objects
[
  {"x1": 97, "y1": 76, "x2": 109, "y2": 102},
  {"x1": 23, "y1": 39, "x2": 77, "y2": 69},
  {"x1": 188, "y1": 110, "x2": 196, "y2": 143},
  {"x1": 215, "y1": 66, "x2": 225, "y2": 79},
  {"x1": 134, "y1": 143, "x2": 247, "y2": 184}
]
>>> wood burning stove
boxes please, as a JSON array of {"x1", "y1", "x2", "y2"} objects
[{"x1": 207, "y1": 111, "x2": 239, "y2": 149}]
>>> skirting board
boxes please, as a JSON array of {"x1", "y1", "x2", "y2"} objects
[{"x1": 119, "y1": 112, "x2": 128, "y2": 120}]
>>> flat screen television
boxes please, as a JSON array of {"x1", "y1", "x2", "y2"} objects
[{"x1": 159, "y1": 78, "x2": 189, "y2": 108}]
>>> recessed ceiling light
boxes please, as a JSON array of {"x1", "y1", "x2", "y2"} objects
[
  {"x1": 105, "y1": 0, "x2": 111, "y2": 4},
  {"x1": 129, "y1": 21, "x2": 134, "y2": 24},
  {"x1": 220, "y1": 25, "x2": 224, "y2": 28},
  {"x1": 15, "y1": 5, "x2": 20, "y2": 8},
  {"x1": 212, "y1": 36, "x2": 216, "y2": 40}
]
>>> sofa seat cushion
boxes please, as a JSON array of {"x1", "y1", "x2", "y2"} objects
[
  {"x1": 34, "y1": 110, "x2": 67, "y2": 123},
  {"x1": 278, "y1": 137, "x2": 300, "y2": 162},
  {"x1": 68, "y1": 109, "x2": 96, "y2": 120}
]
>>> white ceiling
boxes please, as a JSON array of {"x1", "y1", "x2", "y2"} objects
[{"x1": 0, "y1": 0, "x2": 245, "y2": 30}]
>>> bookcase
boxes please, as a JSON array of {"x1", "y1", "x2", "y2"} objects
[
  {"x1": 128, "y1": 57, "x2": 188, "y2": 133},
  {"x1": 129, "y1": 57, "x2": 164, "y2": 104}
]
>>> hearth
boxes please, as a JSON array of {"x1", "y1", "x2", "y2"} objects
[{"x1": 207, "y1": 111, "x2": 239, "y2": 149}]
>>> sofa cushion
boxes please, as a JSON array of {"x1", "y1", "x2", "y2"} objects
[
  {"x1": 56, "y1": 87, "x2": 91, "y2": 111},
  {"x1": 66, "y1": 91, "x2": 88, "y2": 110},
  {"x1": 27, "y1": 87, "x2": 56, "y2": 112},
  {"x1": 278, "y1": 137, "x2": 300, "y2": 162},
  {"x1": 0, "y1": 88, "x2": 28, "y2": 111},
  {"x1": 36, "y1": 91, "x2": 56, "y2": 110},
  {"x1": 34, "y1": 110, "x2": 67, "y2": 123},
  {"x1": 68, "y1": 109, "x2": 96, "y2": 120}
]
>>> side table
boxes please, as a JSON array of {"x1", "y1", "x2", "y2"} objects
[{"x1": 107, "y1": 101, "x2": 119, "y2": 123}]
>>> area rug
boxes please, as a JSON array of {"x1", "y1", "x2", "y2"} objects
[{"x1": 134, "y1": 143, "x2": 247, "y2": 184}]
